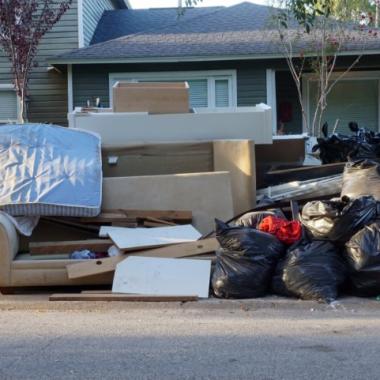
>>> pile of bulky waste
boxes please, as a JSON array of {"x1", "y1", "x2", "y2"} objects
[{"x1": 211, "y1": 159, "x2": 380, "y2": 304}]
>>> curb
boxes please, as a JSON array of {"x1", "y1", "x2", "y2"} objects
[{"x1": 0, "y1": 295, "x2": 379, "y2": 312}]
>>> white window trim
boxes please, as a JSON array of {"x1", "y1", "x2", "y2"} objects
[
  {"x1": 77, "y1": 0, "x2": 84, "y2": 48},
  {"x1": 67, "y1": 64, "x2": 74, "y2": 112},
  {"x1": 266, "y1": 69, "x2": 277, "y2": 135},
  {"x1": 302, "y1": 70, "x2": 380, "y2": 133},
  {"x1": 109, "y1": 70, "x2": 238, "y2": 109},
  {"x1": 0, "y1": 84, "x2": 20, "y2": 124}
]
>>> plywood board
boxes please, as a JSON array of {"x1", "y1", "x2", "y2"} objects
[
  {"x1": 66, "y1": 238, "x2": 219, "y2": 279},
  {"x1": 50, "y1": 293, "x2": 198, "y2": 302},
  {"x1": 100, "y1": 224, "x2": 201, "y2": 250},
  {"x1": 102, "y1": 142, "x2": 213, "y2": 178},
  {"x1": 69, "y1": 106, "x2": 273, "y2": 147},
  {"x1": 101, "y1": 172, "x2": 234, "y2": 234},
  {"x1": 213, "y1": 140, "x2": 256, "y2": 215},
  {"x1": 112, "y1": 256, "x2": 211, "y2": 298},
  {"x1": 80, "y1": 210, "x2": 192, "y2": 224}
]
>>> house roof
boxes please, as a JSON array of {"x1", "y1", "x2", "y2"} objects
[
  {"x1": 91, "y1": 6, "x2": 223, "y2": 45},
  {"x1": 51, "y1": 2, "x2": 380, "y2": 65}
]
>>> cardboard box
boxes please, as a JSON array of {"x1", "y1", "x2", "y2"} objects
[{"x1": 112, "y1": 81, "x2": 190, "y2": 114}]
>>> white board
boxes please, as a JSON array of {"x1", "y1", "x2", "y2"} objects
[
  {"x1": 112, "y1": 256, "x2": 211, "y2": 298},
  {"x1": 99, "y1": 224, "x2": 202, "y2": 250}
]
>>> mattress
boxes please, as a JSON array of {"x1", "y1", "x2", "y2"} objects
[{"x1": 0, "y1": 124, "x2": 102, "y2": 217}]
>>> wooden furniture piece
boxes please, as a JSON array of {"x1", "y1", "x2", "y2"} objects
[
  {"x1": 102, "y1": 140, "x2": 256, "y2": 215},
  {"x1": 112, "y1": 81, "x2": 190, "y2": 114}
]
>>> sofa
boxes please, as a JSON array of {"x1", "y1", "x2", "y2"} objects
[{"x1": 0, "y1": 173, "x2": 233, "y2": 291}]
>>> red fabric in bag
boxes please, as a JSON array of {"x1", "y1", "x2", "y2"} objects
[{"x1": 258, "y1": 216, "x2": 302, "y2": 245}]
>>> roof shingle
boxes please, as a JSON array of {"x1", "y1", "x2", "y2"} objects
[{"x1": 53, "y1": 2, "x2": 380, "y2": 64}]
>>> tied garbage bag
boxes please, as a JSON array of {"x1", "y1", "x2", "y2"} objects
[
  {"x1": 234, "y1": 209, "x2": 286, "y2": 229},
  {"x1": 301, "y1": 196, "x2": 378, "y2": 244},
  {"x1": 313, "y1": 124, "x2": 380, "y2": 164},
  {"x1": 341, "y1": 160, "x2": 380, "y2": 201},
  {"x1": 345, "y1": 223, "x2": 380, "y2": 296},
  {"x1": 258, "y1": 216, "x2": 302, "y2": 245},
  {"x1": 212, "y1": 220, "x2": 284, "y2": 298},
  {"x1": 272, "y1": 241, "x2": 347, "y2": 302}
]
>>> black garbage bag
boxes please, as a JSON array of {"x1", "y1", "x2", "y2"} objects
[
  {"x1": 341, "y1": 160, "x2": 380, "y2": 201},
  {"x1": 345, "y1": 223, "x2": 380, "y2": 296},
  {"x1": 301, "y1": 196, "x2": 378, "y2": 244},
  {"x1": 313, "y1": 124, "x2": 380, "y2": 164},
  {"x1": 314, "y1": 134, "x2": 356, "y2": 164},
  {"x1": 272, "y1": 241, "x2": 347, "y2": 302},
  {"x1": 234, "y1": 209, "x2": 286, "y2": 228},
  {"x1": 212, "y1": 220, "x2": 284, "y2": 298}
]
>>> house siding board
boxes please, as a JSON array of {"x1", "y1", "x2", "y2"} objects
[
  {"x1": 0, "y1": 1, "x2": 79, "y2": 125},
  {"x1": 73, "y1": 61, "x2": 269, "y2": 108},
  {"x1": 83, "y1": 0, "x2": 116, "y2": 47}
]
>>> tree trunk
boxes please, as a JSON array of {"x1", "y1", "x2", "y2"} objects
[{"x1": 18, "y1": 90, "x2": 25, "y2": 124}]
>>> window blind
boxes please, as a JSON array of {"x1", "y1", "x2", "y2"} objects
[
  {"x1": 215, "y1": 79, "x2": 230, "y2": 107},
  {"x1": 187, "y1": 79, "x2": 208, "y2": 108}
]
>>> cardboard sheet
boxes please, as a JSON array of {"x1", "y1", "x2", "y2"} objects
[
  {"x1": 99, "y1": 224, "x2": 202, "y2": 250},
  {"x1": 112, "y1": 256, "x2": 211, "y2": 298}
]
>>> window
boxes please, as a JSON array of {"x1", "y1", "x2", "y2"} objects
[
  {"x1": 0, "y1": 85, "x2": 18, "y2": 123},
  {"x1": 109, "y1": 70, "x2": 237, "y2": 109}
]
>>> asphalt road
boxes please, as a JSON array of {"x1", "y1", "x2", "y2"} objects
[{"x1": 0, "y1": 298, "x2": 380, "y2": 380}]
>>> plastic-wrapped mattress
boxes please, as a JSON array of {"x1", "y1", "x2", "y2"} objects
[{"x1": 0, "y1": 124, "x2": 102, "y2": 217}]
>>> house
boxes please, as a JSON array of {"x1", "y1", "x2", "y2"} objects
[
  {"x1": 0, "y1": 0, "x2": 131, "y2": 125},
  {"x1": 2, "y1": 1, "x2": 380, "y2": 135}
]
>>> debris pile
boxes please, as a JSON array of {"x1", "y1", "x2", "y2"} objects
[{"x1": 1, "y1": 122, "x2": 380, "y2": 305}]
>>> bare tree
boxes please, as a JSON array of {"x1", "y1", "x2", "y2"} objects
[
  {"x1": 275, "y1": 1, "x2": 376, "y2": 136},
  {"x1": 0, "y1": 0, "x2": 72, "y2": 123}
]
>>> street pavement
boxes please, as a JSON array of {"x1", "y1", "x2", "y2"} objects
[{"x1": 0, "y1": 296, "x2": 380, "y2": 380}]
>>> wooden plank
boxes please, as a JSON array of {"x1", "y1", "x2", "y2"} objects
[
  {"x1": 101, "y1": 209, "x2": 192, "y2": 222},
  {"x1": 66, "y1": 238, "x2": 219, "y2": 279},
  {"x1": 49, "y1": 293, "x2": 198, "y2": 302},
  {"x1": 143, "y1": 221, "x2": 167, "y2": 228},
  {"x1": 30, "y1": 239, "x2": 113, "y2": 255},
  {"x1": 142, "y1": 217, "x2": 177, "y2": 226},
  {"x1": 42, "y1": 217, "x2": 100, "y2": 234},
  {"x1": 81, "y1": 290, "x2": 112, "y2": 294},
  {"x1": 79, "y1": 213, "x2": 135, "y2": 224}
]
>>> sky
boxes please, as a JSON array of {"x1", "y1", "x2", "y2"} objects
[{"x1": 129, "y1": 0, "x2": 270, "y2": 9}]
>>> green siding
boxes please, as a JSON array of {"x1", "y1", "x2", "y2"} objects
[
  {"x1": 73, "y1": 61, "x2": 268, "y2": 108},
  {"x1": 0, "y1": 1, "x2": 79, "y2": 125},
  {"x1": 83, "y1": 0, "x2": 115, "y2": 47}
]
